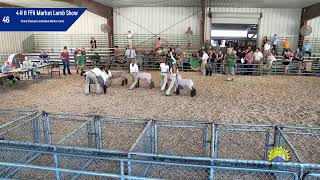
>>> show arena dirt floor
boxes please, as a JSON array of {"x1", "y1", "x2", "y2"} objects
[{"x1": 0, "y1": 71, "x2": 319, "y2": 126}]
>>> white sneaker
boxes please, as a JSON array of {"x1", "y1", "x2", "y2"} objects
[{"x1": 227, "y1": 77, "x2": 231, "y2": 81}]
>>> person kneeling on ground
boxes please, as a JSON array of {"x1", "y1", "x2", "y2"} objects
[{"x1": 83, "y1": 65, "x2": 111, "y2": 95}]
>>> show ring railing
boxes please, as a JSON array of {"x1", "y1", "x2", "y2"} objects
[{"x1": 0, "y1": 109, "x2": 319, "y2": 179}]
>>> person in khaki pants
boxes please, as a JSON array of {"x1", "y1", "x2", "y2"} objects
[
  {"x1": 166, "y1": 58, "x2": 178, "y2": 96},
  {"x1": 129, "y1": 59, "x2": 139, "y2": 90},
  {"x1": 84, "y1": 66, "x2": 107, "y2": 95},
  {"x1": 201, "y1": 50, "x2": 209, "y2": 76},
  {"x1": 160, "y1": 57, "x2": 169, "y2": 91}
]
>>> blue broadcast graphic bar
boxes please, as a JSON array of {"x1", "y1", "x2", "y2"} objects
[{"x1": 0, "y1": 8, "x2": 86, "y2": 31}]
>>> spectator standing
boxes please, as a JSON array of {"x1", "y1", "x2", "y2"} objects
[
  {"x1": 272, "y1": 34, "x2": 279, "y2": 55},
  {"x1": 245, "y1": 50, "x2": 254, "y2": 75},
  {"x1": 127, "y1": 31, "x2": 133, "y2": 47},
  {"x1": 154, "y1": 37, "x2": 162, "y2": 51},
  {"x1": 206, "y1": 49, "x2": 216, "y2": 76},
  {"x1": 264, "y1": 41, "x2": 271, "y2": 58},
  {"x1": 283, "y1": 49, "x2": 293, "y2": 75},
  {"x1": 253, "y1": 48, "x2": 264, "y2": 74},
  {"x1": 266, "y1": 52, "x2": 276, "y2": 75},
  {"x1": 90, "y1": 37, "x2": 97, "y2": 49},
  {"x1": 302, "y1": 41, "x2": 312, "y2": 57},
  {"x1": 262, "y1": 36, "x2": 268, "y2": 48},
  {"x1": 197, "y1": 47, "x2": 205, "y2": 58},
  {"x1": 294, "y1": 48, "x2": 304, "y2": 74},
  {"x1": 201, "y1": 50, "x2": 209, "y2": 76},
  {"x1": 60, "y1": 46, "x2": 71, "y2": 75},
  {"x1": 186, "y1": 27, "x2": 193, "y2": 49},
  {"x1": 125, "y1": 46, "x2": 136, "y2": 73},
  {"x1": 216, "y1": 50, "x2": 224, "y2": 73}
]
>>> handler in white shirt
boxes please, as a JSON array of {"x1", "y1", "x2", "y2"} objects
[
  {"x1": 160, "y1": 59, "x2": 169, "y2": 91},
  {"x1": 84, "y1": 66, "x2": 107, "y2": 95},
  {"x1": 201, "y1": 50, "x2": 209, "y2": 76},
  {"x1": 100, "y1": 68, "x2": 112, "y2": 87},
  {"x1": 129, "y1": 59, "x2": 139, "y2": 90}
]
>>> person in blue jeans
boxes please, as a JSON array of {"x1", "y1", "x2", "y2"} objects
[{"x1": 60, "y1": 46, "x2": 71, "y2": 75}]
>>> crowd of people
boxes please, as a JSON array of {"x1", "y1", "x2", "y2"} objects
[{"x1": 195, "y1": 34, "x2": 314, "y2": 79}]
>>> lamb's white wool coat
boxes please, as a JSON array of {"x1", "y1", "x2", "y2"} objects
[
  {"x1": 170, "y1": 75, "x2": 194, "y2": 90},
  {"x1": 138, "y1": 72, "x2": 152, "y2": 83},
  {"x1": 110, "y1": 71, "x2": 126, "y2": 80}
]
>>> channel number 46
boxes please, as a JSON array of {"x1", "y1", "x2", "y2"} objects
[{"x1": 2, "y1": 16, "x2": 10, "y2": 24}]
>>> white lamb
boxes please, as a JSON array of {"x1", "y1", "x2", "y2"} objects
[
  {"x1": 136, "y1": 72, "x2": 155, "y2": 89},
  {"x1": 110, "y1": 70, "x2": 128, "y2": 86},
  {"x1": 169, "y1": 75, "x2": 196, "y2": 97}
]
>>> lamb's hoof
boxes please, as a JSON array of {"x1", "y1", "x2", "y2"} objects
[
  {"x1": 191, "y1": 88, "x2": 196, "y2": 97},
  {"x1": 121, "y1": 80, "x2": 125, "y2": 86},
  {"x1": 150, "y1": 81, "x2": 155, "y2": 89},
  {"x1": 125, "y1": 78, "x2": 128, "y2": 85},
  {"x1": 103, "y1": 86, "x2": 107, "y2": 94},
  {"x1": 135, "y1": 80, "x2": 140, "y2": 88},
  {"x1": 176, "y1": 87, "x2": 180, "y2": 95}
]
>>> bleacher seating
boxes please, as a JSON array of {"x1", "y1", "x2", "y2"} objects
[{"x1": 267, "y1": 37, "x2": 320, "y2": 54}]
